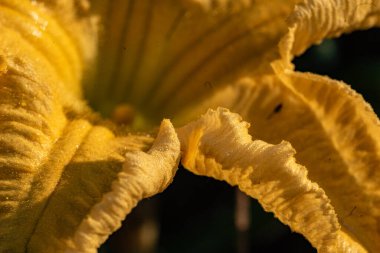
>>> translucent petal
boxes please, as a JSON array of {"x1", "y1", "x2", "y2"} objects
[
  {"x1": 271, "y1": 65, "x2": 380, "y2": 252},
  {"x1": 175, "y1": 0, "x2": 380, "y2": 251},
  {"x1": 177, "y1": 108, "x2": 340, "y2": 252},
  {"x1": 179, "y1": 74, "x2": 379, "y2": 251},
  {"x1": 271, "y1": 0, "x2": 380, "y2": 251},
  {"x1": 279, "y1": 0, "x2": 380, "y2": 63}
]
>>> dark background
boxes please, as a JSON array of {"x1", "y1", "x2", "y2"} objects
[{"x1": 100, "y1": 28, "x2": 380, "y2": 253}]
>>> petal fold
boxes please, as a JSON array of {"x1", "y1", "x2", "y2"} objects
[
  {"x1": 153, "y1": 0, "x2": 380, "y2": 251},
  {"x1": 271, "y1": 63, "x2": 380, "y2": 252},
  {"x1": 177, "y1": 108, "x2": 340, "y2": 252},
  {"x1": 279, "y1": 0, "x2": 380, "y2": 63},
  {"x1": 267, "y1": 0, "x2": 380, "y2": 251},
  {"x1": 0, "y1": 2, "x2": 180, "y2": 252},
  {"x1": 0, "y1": 50, "x2": 180, "y2": 252},
  {"x1": 182, "y1": 73, "x2": 380, "y2": 251},
  {"x1": 67, "y1": 119, "x2": 180, "y2": 252}
]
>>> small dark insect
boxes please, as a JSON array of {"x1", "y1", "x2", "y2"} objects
[
  {"x1": 273, "y1": 103, "x2": 283, "y2": 114},
  {"x1": 267, "y1": 103, "x2": 283, "y2": 119}
]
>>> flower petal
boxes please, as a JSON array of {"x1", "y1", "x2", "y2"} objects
[
  {"x1": 180, "y1": 73, "x2": 380, "y2": 251},
  {"x1": 268, "y1": 0, "x2": 380, "y2": 251},
  {"x1": 0, "y1": 65, "x2": 180, "y2": 252},
  {"x1": 0, "y1": 0, "x2": 98, "y2": 95},
  {"x1": 183, "y1": 0, "x2": 380, "y2": 250},
  {"x1": 178, "y1": 46, "x2": 380, "y2": 253},
  {"x1": 87, "y1": 0, "x2": 301, "y2": 123},
  {"x1": 64, "y1": 119, "x2": 180, "y2": 252},
  {"x1": 279, "y1": 0, "x2": 380, "y2": 63},
  {"x1": 271, "y1": 64, "x2": 380, "y2": 252},
  {"x1": 177, "y1": 108, "x2": 340, "y2": 252},
  {"x1": 0, "y1": 2, "x2": 180, "y2": 252}
]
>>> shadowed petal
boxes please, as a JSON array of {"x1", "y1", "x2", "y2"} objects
[
  {"x1": 63, "y1": 119, "x2": 180, "y2": 253},
  {"x1": 176, "y1": 0, "x2": 380, "y2": 251},
  {"x1": 0, "y1": 60, "x2": 180, "y2": 252},
  {"x1": 86, "y1": 0, "x2": 301, "y2": 124},
  {"x1": 279, "y1": 0, "x2": 380, "y2": 63},
  {"x1": 270, "y1": 65, "x2": 380, "y2": 252},
  {"x1": 179, "y1": 74, "x2": 379, "y2": 252},
  {"x1": 177, "y1": 108, "x2": 340, "y2": 252},
  {"x1": 271, "y1": 0, "x2": 380, "y2": 251}
]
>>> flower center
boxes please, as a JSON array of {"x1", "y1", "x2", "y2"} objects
[{"x1": 81, "y1": 0, "x2": 290, "y2": 130}]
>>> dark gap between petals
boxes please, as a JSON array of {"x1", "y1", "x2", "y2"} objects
[{"x1": 294, "y1": 28, "x2": 380, "y2": 115}]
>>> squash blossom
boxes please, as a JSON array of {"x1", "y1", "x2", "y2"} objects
[{"x1": 0, "y1": 0, "x2": 379, "y2": 252}]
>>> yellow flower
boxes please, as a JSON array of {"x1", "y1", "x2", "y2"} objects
[{"x1": 0, "y1": 0, "x2": 379, "y2": 252}]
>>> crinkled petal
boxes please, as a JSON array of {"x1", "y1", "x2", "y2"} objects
[
  {"x1": 0, "y1": 60, "x2": 180, "y2": 252},
  {"x1": 86, "y1": 0, "x2": 301, "y2": 123},
  {"x1": 279, "y1": 0, "x2": 380, "y2": 63},
  {"x1": 65, "y1": 119, "x2": 180, "y2": 253},
  {"x1": 270, "y1": 63, "x2": 380, "y2": 252},
  {"x1": 267, "y1": 0, "x2": 380, "y2": 251},
  {"x1": 177, "y1": 108, "x2": 340, "y2": 252},
  {"x1": 178, "y1": 73, "x2": 379, "y2": 252},
  {"x1": 0, "y1": 1, "x2": 180, "y2": 252},
  {"x1": 174, "y1": 1, "x2": 380, "y2": 248}
]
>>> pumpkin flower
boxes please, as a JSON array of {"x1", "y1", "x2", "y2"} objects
[{"x1": 0, "y1": 0, "x2": 379, "y2": 252}]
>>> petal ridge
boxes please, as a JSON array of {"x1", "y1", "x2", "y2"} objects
[
  {"x1": 177, "y1": 108, "x2": 340, "y2": 252},
  {"x1": 66, "y1": 119, "x2": 180, "y2": 252},
  {"x1": 279, "y1": 0, "x2": 380, "y2": 63}
]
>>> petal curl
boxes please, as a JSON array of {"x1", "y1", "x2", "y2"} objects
[
  {"x1": 271, "y1": 64, "x2": 380, "y2": 252},
  {"x1": 269, "y1": 0, "x2": 380, "y2": 251},
  {"x1": 164, "y1": 0, "x2": 380, "y2": 251},
  {"x1": 177, "y1": 108, "x2": 340, "y2": 252},
  {"x1": 65, "y1": 119, "x2": 180, "y2": 253},
  {"x1": 180, "y1": 74, "x2": 380, "y2": 251},
  {"x1": 279, "y1": 0, "x2": 380, "y2": 63},
  {"x1": 0, "y1": 59, "x2": 180, "y2": 252}
]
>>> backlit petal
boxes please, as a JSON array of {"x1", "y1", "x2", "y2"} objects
[
  {"x1": 279, "y1": 0, "x2": 380, "y2": 63},
  {"x1": 179, "y1": 74, "x2": 379, "y2": 251},
  {"x1": 177, "y1": 108, "x2": 340, "y2": 252},
  {"x1": 176, "y1": 0, "x2": 380, "y2": 251},
  {"x1": 272, "y1": 63, "x2": 380, "y2": 252},
  {"x1": 271, "y1": 0, "x2": 380, "y2": 251}
]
